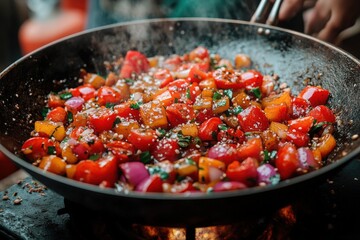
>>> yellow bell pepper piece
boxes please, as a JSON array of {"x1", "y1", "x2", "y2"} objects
[{"x1": 35, "y1": 121, "x2": 66, "y2": 141}]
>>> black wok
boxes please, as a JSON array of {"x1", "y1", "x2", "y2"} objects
[{"x1": 0, "y1": 18, "x2": 359, "y2": 227}]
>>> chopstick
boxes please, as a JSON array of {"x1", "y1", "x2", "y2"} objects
[{"x1": 250, "y1": 0, "x2": 284, "y2": 26}]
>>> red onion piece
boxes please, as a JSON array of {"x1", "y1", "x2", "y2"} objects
[
  {"x1": 208, "y1": 166, "x2": 224, "y2": 182},
  {"x1": 119, "y1": 162, "x2": 149, "y2": 187},
  {"x1": 65, "y1": 97, "x2": 84, "y2": 111},
  {"x1": 298, "y1": 147, "x2": 319, "y2": 169},
  {"x1": 257, "y1": 163, "x2": 277, "y2": 184}
]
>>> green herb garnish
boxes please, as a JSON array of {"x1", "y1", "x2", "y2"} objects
[
  {"x1": 41, "y1": 108, "x2": 50, "y2": 119},
  {"x1": 67, "y1": 111, "x2": 73, "y2": 123},
  {"x1": 130, "y1": 101, "x2": 142, "y2": 110},
  {"x1": 59, "y1": 92, "x2": 72, "y2": 100},
  {"x1": 47, "y1": 146, "x2": 56, "y2": 155},
  {"x1": 89, "y1": 154, "x2": 100, "y2": 161},
  {"x1": 140, "y1": 151, "x2": 152, "y2": 164},
  {"x1": 224, "y1": 89, "x2": 233, "y2": 99},
  {"x1": 213, "y1": 91, "x2": 222, "y2": 100},
  {"x1": 250, "y1": 87, "x2": 262, "y2": 99}
]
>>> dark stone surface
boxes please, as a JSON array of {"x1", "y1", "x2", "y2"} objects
[{"x1": 0, "y1": 179, "x2": 70, "y2": 240}]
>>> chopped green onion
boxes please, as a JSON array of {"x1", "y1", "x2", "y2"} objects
[
  {"x1": 41, "y1": 108, "x2": 50, "y2": 119},
  {"x1": 60, "y1": 92, "x2": 72, "y2": 100},
  {"x1": 140, "y1": 151, "x2": 152, "y2": 164},
  {"x1": 218, "y1": 124, "x2": 228, "y2": 131},
  {"x1": 112, "y1": 117, "x2": 121, "y2": 127},
  {"x1": 185, "y1": 158, "x2": 197, "y2": 166},
  {"x1": 186, "y1": 88, "x2": 191, "y2": 99},
  {"x1": 157, "y1": 129, "x2": 166, "y2": 138},
  {"x1": 106, "y1": 102, "x2": 115, "y2": 109},
  {"x1": 232, "y1": 106, "x2": 243, "y2": 115},
  {"x1": 224, "y1": 89, "x2": 233, "y2": 99},
  {"x1": 89, "y1": 154, "x2": 100, "y2": 161},
  {"x1": 47, "y1": 146, "x2": 56, "y2": 155},
  {"x1": 67, "y1": 111, "x2": 73, "y2": 123},
  {"x1": 130, "y1": 101, "x2": 142, "y2": 110},
  {"x1": 177, "y1": 132, "x2": 192, "y2": 148},
  {"x1": 213, "y1": 91, "x2": 222, "y2": 100},
  {"x1": 250, "y1": 87, "x2": 262, "y2": 99}
]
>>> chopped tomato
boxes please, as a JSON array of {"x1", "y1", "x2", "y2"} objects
[
  {"x1": 307, "y1": 105, "x2": 336, "y2": 123},
  {"x1": 155, "y1": 69, "x2": 174, "y2": 88},
  {"x1": 21, "y1": 137, "x2": 56, "y2": 161},
  {"x1": 213, "y1": 68, "x2": 244, "y2": 89},
  {"x1": 76, "y1": 84, "x2": 96, "y2": 101},
  {"x1": 47, "y1": 107, "x2": 67, "y2": 123},
  {"x1": 241, "y1": 70, "x2": 263, "y2": 90},
  {"x1": 48, "y1": 94, "x2": 65, "y2": 108},
  {"x1": 195, "y1": 108, "x2": 215, "y2": 123},
  {"x1": 237, "y1": 137, "x2": 263, "y2": 160},
  {"x1": 187, "y1": 82, "x2": 202, "y2": 103},
  {"x1": 275, "y1": 143, "x2": 300, "y2": 180},
  {"x1": 188, "y1": 46, "x2": 209, "y2": 61},
  {"x1": 217, "y1": 128, "x2": 245, "y2": 144},
  {"x1": 286, "y1": 130, "x2": 310, "y2": 147},
  {"x1": 198, "y1": 117, "x2": 223, "y2": 141},
  {"x1": 168, "y1": 79, "x2": 190, "y2": 93},
  {"x1": 114, "y1": 102, "x2": 140, "y2": 121},
  {"x1": 188, "y1": 66, "x2": 208, "y2": 83},
  {"x1": 207, "y1": 143, "x2": 239, "y2": 165},
  {"x1": 106, "y1": 141, "x2": 134, "y2": 163},
  {"x1": 88, "y1": 107, "x2": 117, "y2": 133},
  {"x1": 136, "y1": 174, "x2": 163, "y2": 192},
  {"x1": 226, "y1": 157, "x2": 259, "y2": 186},
  {"x1": 72, "y1": 142, "x2": 91, "y2": 160},
  {"x1": 73, "y1": 154, "x2": 118, "y2": 187},
  {"x1": 298, "y1": 86, "x2": 330, "y2": 107},
  {"x1": 120, "y1": 50, "x2": 150, "y2": 78},
  {"x1": 97, "y1": 86, "x2": 122, "y2": 106},
  {"x1": 127, "y1": 128, "x2": 157, "y2": 151},
  {"x1": 288, "y1": 116, "x2": 314, "y2": 133},
  {"x1": 238, "y1": 106, "x2": 269, "y2": 132},
  {"x1": 291, "y1": 97, "x2": 310, "y2": 118},
  {"x1": 166, "y1": 103, "x2": 195, "y2": 127},
  {"x1": 151, "y1": 138, "x2": 179, "y2": 162}
]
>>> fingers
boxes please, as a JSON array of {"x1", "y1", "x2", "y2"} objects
[
  {"x1": 278, "y1": 0, "x2": 305, "y2": 20},
  {"x1": 303, "y1": 3, "x2": 331, "y2": 35},
  {"x1": 304, "y1": 0, "x2": 357, "y2": 43}
]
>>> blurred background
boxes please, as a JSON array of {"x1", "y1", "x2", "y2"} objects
[{"x1": 1, "y1": 0, "x2": 360, "y2": 73}]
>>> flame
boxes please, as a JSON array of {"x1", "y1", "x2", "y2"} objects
[{"x1": 132, "y1": 206, "x2": 297, "y2": 239}]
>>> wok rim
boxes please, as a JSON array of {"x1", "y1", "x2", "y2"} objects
[{"x1": 1, "y1": 17, "x2": 359, "y2": 201}]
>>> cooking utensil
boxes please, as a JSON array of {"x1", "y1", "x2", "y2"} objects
[
  {"x1": 0, "y1": 18, "x2": 359, "y2": 227},
  {"x1": 251, "y1": 0, "x2": 283, "y2": 25}
]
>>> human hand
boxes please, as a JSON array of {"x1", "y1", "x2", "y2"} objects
[{"x1": 279, "y1": 0, "x2": 360, "y2": 43}]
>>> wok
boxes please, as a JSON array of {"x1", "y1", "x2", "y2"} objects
[{"x1": 0, "y1": 18, "x2": 359, "y2": 227}]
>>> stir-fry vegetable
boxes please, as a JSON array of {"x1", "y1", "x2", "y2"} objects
[{"x1": 21, "y1": 46, "x2": 337, "y2": 193}]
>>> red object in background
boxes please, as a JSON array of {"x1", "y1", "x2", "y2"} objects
[
  {"x1": 60, "y1": 0, "x2": 88, "y2": 13},
  {"x1": 0, "y1": 151, "x2": 18, "y2": 180},
  {"x1": 18, "y1": 0, "x2": 87, "y2": 55}
]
